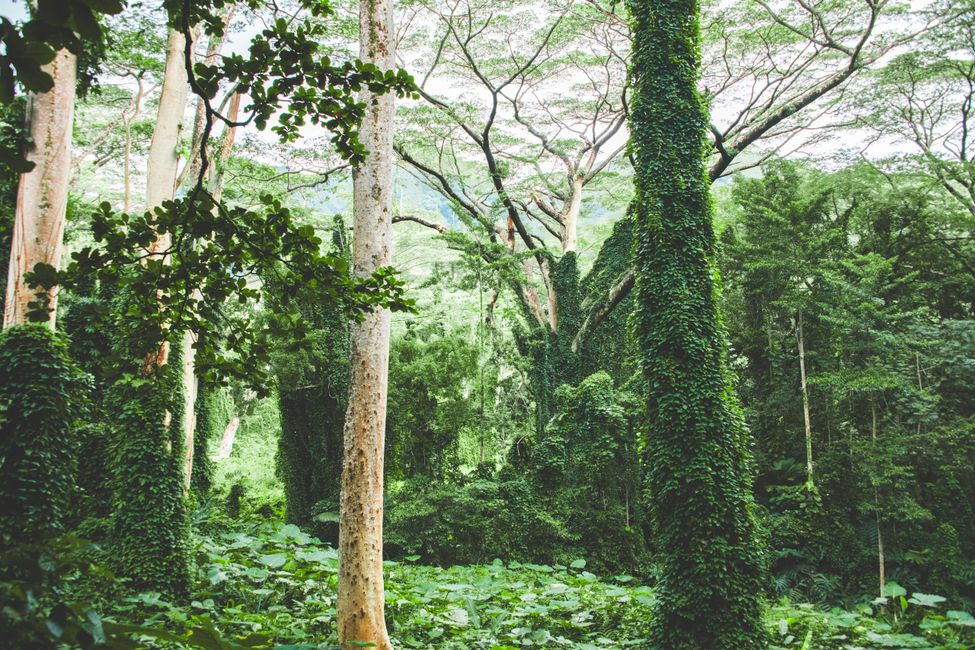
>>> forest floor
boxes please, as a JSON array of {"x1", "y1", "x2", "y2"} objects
[{"x1": 72, "y1": 517, "x2": 975, "y2": 649}]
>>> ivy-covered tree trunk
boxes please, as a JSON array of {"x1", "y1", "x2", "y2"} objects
[
  {"x1": 336, "y1": 0, "x2": 395, "y2": 647},
  {"x1": 626, "y1": 0, "x2": 766, "y2": 648},
  {"x1": 0, "y1": 325, "x2": 81, "y2": 549},
  {"x1": 110, "y1": 26, "x2": 192, "y2": 597},
  {"x1": 3, "y1": 49, "x2": 75, "y2": 328},
  {"x1": 269, "y1": 221, "x2": 350, "y2": 539}
]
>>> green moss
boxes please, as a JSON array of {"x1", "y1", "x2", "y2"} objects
[{"x1": 626, "y1": 0, "x2": 766, "y2": 646}]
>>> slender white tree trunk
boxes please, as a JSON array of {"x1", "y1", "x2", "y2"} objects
[
  {"x1": 122, "y1": 76, "x2": 145, "y2": 214},
  {"x1": 871, "y1": 402, "x2": 886, "y2": 600},
  {"x1": 181, "y1": 92, "x2": 240, "y2": 488},
  {"x1": 180, "y1": 333, "x2": 197, "y2": 485},
  {"x1": 337, "y1": 1, "x2": 395, "y2": 647},
  {"x1": 3, "y1": 50, "x2": 76, "y2": 329},
  {"x1": 796, "y1": 309, "x2": 814, "y2": 487},
  {"x1": 213, "y1": 416, "x2": 239, "y2": 461}
]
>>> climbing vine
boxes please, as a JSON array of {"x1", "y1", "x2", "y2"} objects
[
  {"x1": 626, "y1": 0, "x2": 766, "y2": 647},
  {"x1": 191, "y1": 381, "x2": 233, "y2": 496},
  {"x1": 266, "y1": 221, "x2": 350, "y2": 539},
  {"x1": 538, "y1": 372, "x2": 644, "y2": 574},
  {"x1": 108, "y1": 350, "x2": 190, "y2": 597},
  {"x1": 0, "y1": 325, "x2": 85, "y2": 550}
]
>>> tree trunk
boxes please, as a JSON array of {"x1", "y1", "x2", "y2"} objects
[
  {"x1": 180, "y1": 91, "x2": 240, "y2": 488},
  {"x1": 336, "y1": 1, "x2": 396, "y2": 648},
  {"x1": 180, "y1": 333, "x2": 197, "y2": 486},
  {"x1": 146, "y1": 29, "x2": 190, "y2": 232},
  {"x1": 796, "y1": 309, "x2": 814, "y2": 487},
  {"x1": 143, "y1": 28, "x2": 191, "y2": 372},
  {"x1": 122, "y1": 75, "x2": 145, "y2": 214},
  {"x1": 3, "y1": 49, "x2": 76, "y2": 329},
  {"x1": 871, "y1": 402, "x2": 886, "y2": 600},
  {"x1": 561, "y1": 172, "x2": 583, "y2": 253},
  {"x1": 213, "y1": 416, "x2": 239, "y2": 461},
  {"x1": 627, "y1": 0, "x2": 765, "y2": 646}
]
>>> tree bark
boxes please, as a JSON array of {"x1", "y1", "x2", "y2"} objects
[
  {"x1": 3, "y1": 49, "x2": 76, "y2": 329},
  {"x1": 871, "y1": 402, "x2": 886, "y2": 600},
  {"x1": 336, "y1": 0, "x2": 395, "y2": 648},
  {"x1": 142, "y1": 28, "x2": 191, "y2": 372},
  {"x1": 561, "y1": 172, "x2": 583, "y2": 253},
  {"x1": 796, "y1": 309, "x2": 814, "y2": 488}
]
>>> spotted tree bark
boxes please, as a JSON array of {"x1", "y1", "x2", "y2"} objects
[{"x1": 336, "y1": 0, "x2": 396, "y2": 647}]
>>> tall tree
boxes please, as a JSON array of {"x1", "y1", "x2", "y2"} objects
[
  {"x1": 336, "y1": 0, "x2": 396, "y2": 646},
  {"x1": 144, "y1": 26, "x2": 190, "y2": 320},
  {"x1": 3, "y1": 48, "x2": 75, "y2": 328},
  {"x1": 109, "y1": 24, "x2": 194, "y2": 597},
  {"x1": 626, "y1": 0, "x2": 765, "y2": 647}
]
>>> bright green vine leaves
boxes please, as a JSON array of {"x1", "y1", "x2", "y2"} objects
[{"x1": 626, "y1": 0, "x2": 767, "y2": 647}]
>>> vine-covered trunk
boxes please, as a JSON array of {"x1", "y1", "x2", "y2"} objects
[
  {"x1": 3, "y1": 49, "x2": 76, "y2": 329},
  {"x1": 336, "y1": 0, "x2": 395, "y2": 648},
  {"x1": 110, "y1": 26, "x2": 193, "y2": 597},
  {"x1": 627, "y1": 0, "x2": 765, "y2": 648}
]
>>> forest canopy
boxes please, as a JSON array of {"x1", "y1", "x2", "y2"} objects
[{"x1": 0, "y1": 0, "x2": 974, "y2": 649}]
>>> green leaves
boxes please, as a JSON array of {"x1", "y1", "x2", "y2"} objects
[
  {"x1": 257, "y1": 554, "x2": 287, "y2": 569},
  {"x1": 883, "y1": 581, "x2": 907, "y2": 599},
  {"x1": 0, "y1": 0, "x2": 124, "y2": 102},
  {"x1": 50, "y1": 193, "x2": 412, "y2": 392},
  {"x1": 9, "y1": 519, "x2": 975, "y2": 650}
]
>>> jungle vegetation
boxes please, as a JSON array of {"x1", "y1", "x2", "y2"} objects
[{"x1": 0, "y1": 0, "x2": 974, "y2": 648}]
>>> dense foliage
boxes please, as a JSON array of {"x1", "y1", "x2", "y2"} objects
[
  {"x1": 267, "y1": 221, "x2": 351, "y2": 537},
  {"x1": 0, "y1": 325, "x2": 84, "y2": 548},
  {"x1": 1, "y1": 0, "x2": 973, "y2": 647},
  {"x1": 5, "y1": 518, "x2": 975, "y2": 650},
  {"x1": 720, "y1": 161, "x2": 975, "y2": 602},
  {"x1": 627, "y1": 0, "x2": 766, "y2": 646}
]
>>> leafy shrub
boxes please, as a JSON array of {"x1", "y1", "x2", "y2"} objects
[{"x1": 385, "y1": 472, "x2": 573, "y2": 566}]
